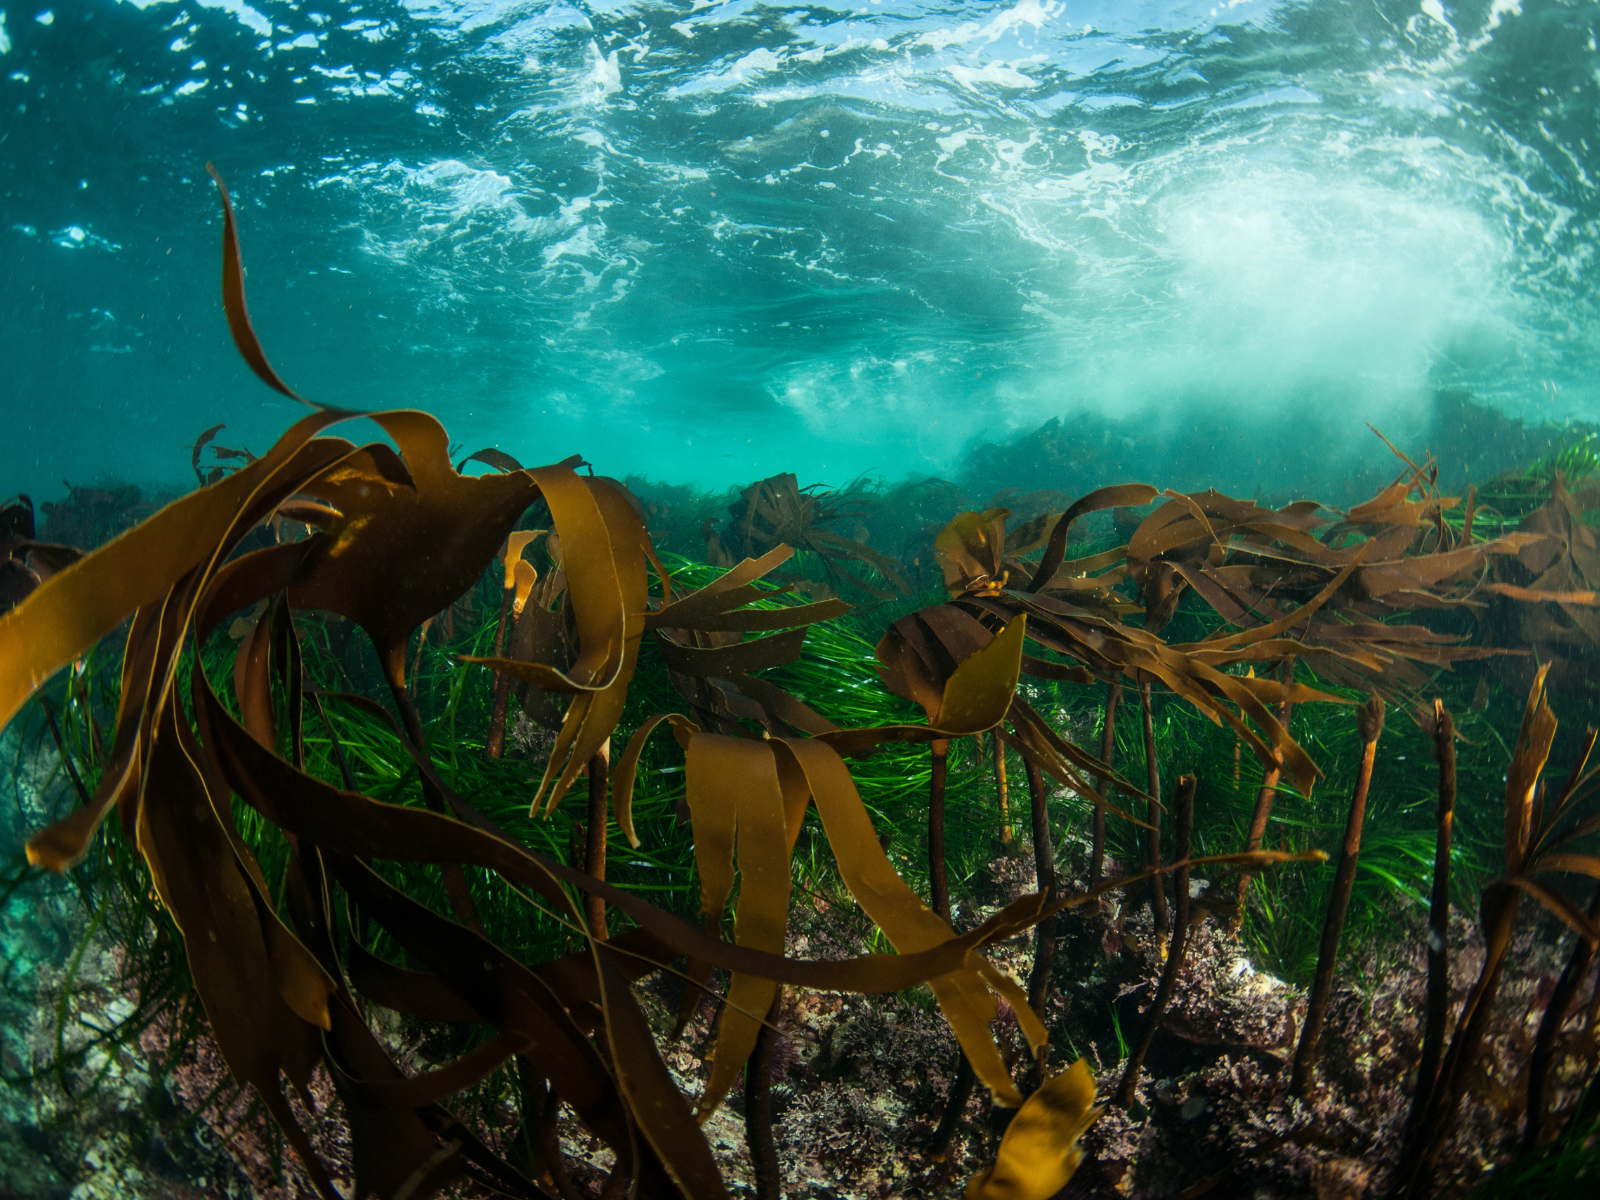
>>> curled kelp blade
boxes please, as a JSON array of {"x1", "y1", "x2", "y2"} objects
[
  {"x1": 460, "y1": 473, "x2": 658, "y2": 814},
  {"x1": 1504, "y1": 662, "x2": 1557, "y2": 873},
  {"x1": 592, "y1": 945, "x2": 732, "y2": 1200},
  {"x1": 1026, "y1": 483, "x2": 1159, "y2": 593},
  {"x1": 1006, "y1": 472, "x2": 1542, "y2": 699},
  {"x1": 527, "y1": 476, "x2": 652, "y2": 815},
  {"x1": 966, "y1": 1058, "x2": 1104, "y2": 1200},
  {"x1": 457, "y1": 446, "x2": 525, "y2": 474},
  {"x1": 821, "y1": 615, "x2": 1027, "y2": 758},
  {"x1": 205, "y1": 164, "x2": 320, "y2": 408}
]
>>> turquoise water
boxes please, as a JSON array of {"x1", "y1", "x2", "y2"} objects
[{"x1": 2, "y1": 0, "x2": 1597, "y2": 497}]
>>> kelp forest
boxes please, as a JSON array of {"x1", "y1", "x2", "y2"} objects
[{"x1": 4, "y1": 172, "x2": 1600, "y2": 1200}]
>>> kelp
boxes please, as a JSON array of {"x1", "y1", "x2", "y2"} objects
[
  {"x1": 8, "y1": 169, "x2": 1588, "y2": 1200},
  {"x1": 704, "y1": 471, "x2": 910, "y2": 599},
  {"x1": 1481, "y1": 474, "x2": 1600, "y2": 695},
  {"x1": 1116, "y1": 462, "x2": 1535, "y2": 698},
  {"x1": 1, "y1": 493, "x2": 83, "y2": 612},
  {"x1": 965, "y1": 1058, "x2": 1105, "y2": 1200},
  {"x1": 192, "y1": 422, "x2": 261, "y2": 485},
  {"x1": 909, "y1": 453, "x2": 1544, "y2": 803},
  {"x1": 0, "y1": 168, "x2": 1102, "y2": 1199},
  {"x1": 606, "y1": 613, "x2": 1047, "y2": 1122}
]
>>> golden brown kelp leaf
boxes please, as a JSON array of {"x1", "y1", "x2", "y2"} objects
[
  {"x1": 1025, "y1": 483, "x2": 1159, "y2": 593},
  {"x1": 682, "y1": 734, "x2": 793, "y2": 1120},
  {"x1": 1000, "y1": 698, "x2": 1151, "y2": 829},
  {"x1": 462, "y1": 471, "x2": 660, "y2": 813},
  {"x1": 775, "y1": 737, "x2": 1043, "y2": 1107},
  {"x1": 874, "y1": 597, "x2": 1150, "y2": 863},
  {"x1": 958, "y1": 578, "x2": 1328, "y2": 794},
  {"x1": 937, "y1": 508, "x2": 1011, "y2": 593},
  {"x1": 912, "y1": 492, "x2": 1335, "y2": 793},
  {"x1": 965, "y1": 1058, "x2": 1104, "y2": 1200},
  {"x1": 1122, "y1": 474, "x2": 1541, "y2": 694},
  {"x1": 592, "y1": 944, "x2": 733, "y2": 1199},
  {"x1": 823, "y1": 613, "x2": 1027, "y2": 757},
  {"x1": 457, "y1": 446, "x2": 526, "y2": 474},
  {"x1": 500, "y1": 530, "x2": 570, "y2": 730},
  {"x1": 877, "y1": 604, "x2": 997, "y2": 719}
]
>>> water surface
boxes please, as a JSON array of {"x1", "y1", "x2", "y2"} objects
[{"x1": 1, "y1": 0, "x2": 1596, "y2": 498}]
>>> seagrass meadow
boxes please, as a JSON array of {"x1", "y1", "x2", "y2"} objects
[{"x1": 2, "y1": 166, "x2": 1600, "y2": 1200}]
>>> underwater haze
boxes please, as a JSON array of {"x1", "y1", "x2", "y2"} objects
[{"x1": 1, "y1": 0, "x2": 1597, "y2": 499}]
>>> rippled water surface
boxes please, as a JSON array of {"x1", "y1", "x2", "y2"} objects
[{"x1": 2, "y1": 0, "x2": 1597, "y2": 494}]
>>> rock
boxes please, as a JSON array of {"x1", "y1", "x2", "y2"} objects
[{"x1": 1311, "y1": 1156, "x2": 1373, "y2": 1199}]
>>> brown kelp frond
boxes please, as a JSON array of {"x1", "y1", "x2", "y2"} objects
[
  {"x1": 705, "y1": 471, "x2": 910, "y2": 598},
  {"x1": 643, "y1": 544, "x2": 850, "y2": 737},
  {"x1": 924, "y1": 459, "x2": 1552, "y2": 787},
  {"x1": 1480, "y1": 474, "x2": 1600, "y2": 695},
  {"x1": 1130, "y1": 479, "x2": 1537, "y2": 691},
  {"x1": 965, "y1": 1058, "x2": 1105, "y2": 1200},
  {"x1": 1, "y1": 493, "x2": 83, "y2": 613},
  {"x1": 916, "y1": 494, "x2": 1325, "y2": 793}
]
